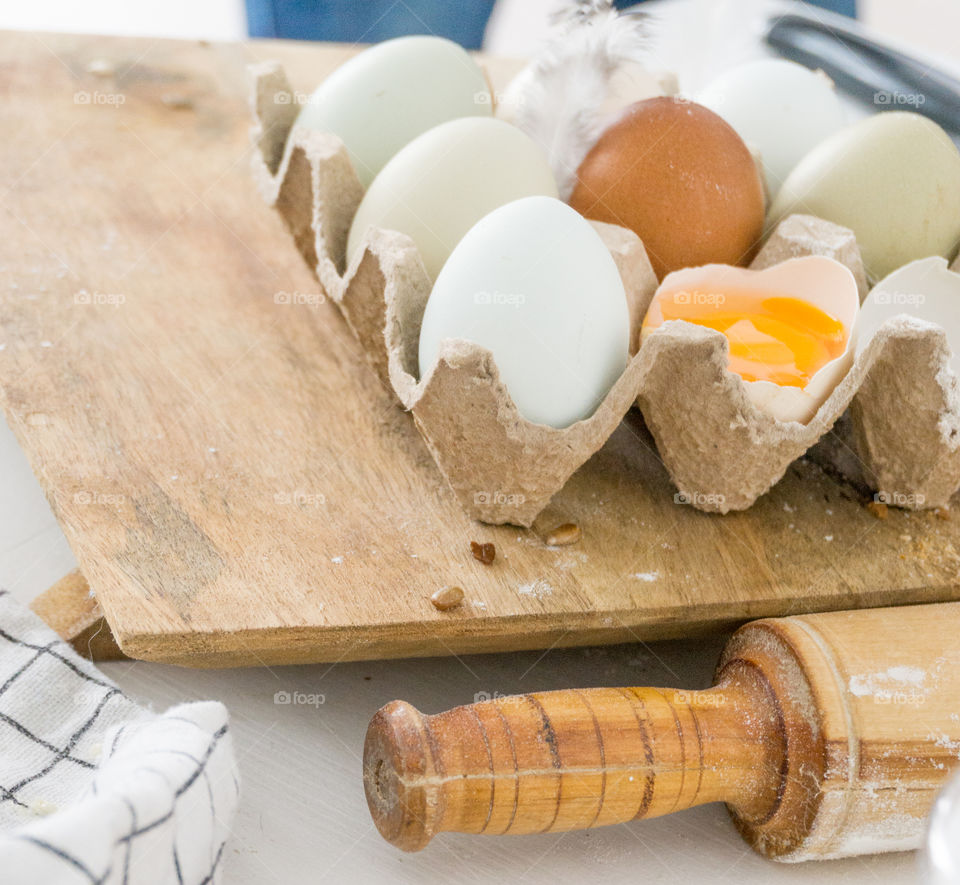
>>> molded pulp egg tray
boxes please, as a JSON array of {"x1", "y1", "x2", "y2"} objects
[{"x1": 249, "y1": 62, "x2": 960, "y2": 528}]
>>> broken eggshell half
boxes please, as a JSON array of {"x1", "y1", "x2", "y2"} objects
[
  {"x1": 846, "y1": 256, "x2": 960, "y2": 509},
  {"x1": 642, "y1": 257, "x2": 860, "y2": 425}
]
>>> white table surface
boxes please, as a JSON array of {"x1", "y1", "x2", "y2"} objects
[{"x1": 3, "y1": 0, "x2": 957, "y2": 881}]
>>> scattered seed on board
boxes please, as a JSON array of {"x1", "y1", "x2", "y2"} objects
[
  {"x1": 431, "y1": 586, "x2": 464, "y2": 611},
  {"x1": 161, "y1": 93, "x2": 194, "y2": 110},
  {"x1": 545, "y1": 522, "x2": 582, "y2": 546},
  {"x1": 86, "y1": 58, "x2": 116, "y2": 77},
  {"x1": 471, "y1": 541, "x2": 496, "y2": 565}
]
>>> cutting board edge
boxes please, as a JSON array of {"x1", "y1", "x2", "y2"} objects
[{"x1": 110, "y1": 585, "x2": 960, "y2": 668}]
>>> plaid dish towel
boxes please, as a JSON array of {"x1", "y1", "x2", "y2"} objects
[{"x1": 0, "y1": 590, "x2": 239, "y2": 884}]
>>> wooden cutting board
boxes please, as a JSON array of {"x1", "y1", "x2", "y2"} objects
[{"x1": 2, "y1": 31, "x2": 959, "y2": 668}]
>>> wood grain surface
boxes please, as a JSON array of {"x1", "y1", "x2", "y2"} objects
[
  {"x1": 29, "y1": 569, "x2": 124, "y2": 660},
  {"x1": 2, "y1": 31, "x2": 959, "y2": 667}
]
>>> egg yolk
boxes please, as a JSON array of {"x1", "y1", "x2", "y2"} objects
[{"x1": 647, "y1": 290, "x2": 847, "y2": 387}]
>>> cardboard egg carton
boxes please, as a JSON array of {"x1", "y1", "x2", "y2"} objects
[
  {"x1": 250, "y1": 62, "x2": 658, "y2": 526},
  {"x1": 250, "y1": 62, "x2": 960, "y2": 522}
]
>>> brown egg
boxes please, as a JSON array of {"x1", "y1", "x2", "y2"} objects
[{"x1": 569, "y1": 97, "x2": 765, "y2": 279}]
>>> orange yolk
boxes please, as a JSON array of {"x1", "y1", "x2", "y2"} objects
[{"x1": 646, "y1": 290, "x2": 847, "y2": 387}]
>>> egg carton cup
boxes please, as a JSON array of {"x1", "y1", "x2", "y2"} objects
[
  {"x1": 344, "y1": 220, "x2": 661, "y2": 527},
  {"x1": 638, "y1": 216, "x2": 960, "y2": 512},
  {"x1": 751, "y1": 213, "x2": 870, "y2": 301},
  {"x1": 250, "y1": 63, "x2": 364, "y2": 295},
  {"x1": 250, "y1": 63, "x2": 960, "y2": 520},
  {"x1": 249, "y1": 62, "x2": 660, "y2": 526}
]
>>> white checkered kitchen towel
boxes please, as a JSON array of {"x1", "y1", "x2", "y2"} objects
[{"x1": 0, "y1": 590, "x2": 239, "y2": 884}]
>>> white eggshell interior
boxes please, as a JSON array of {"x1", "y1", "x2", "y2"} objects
[
  {"x1": 346, "y1": 117, "x2": 558, "y2": 282},
  {"x1": 295, "y1": 35, "x2": 492, "y2": 188},
  {"x1": 418, "y1": 196, "x2": 630, "y2": 429},
  {"x1": 857, "y1": 256, "x2": 960, "y2": 377},
  {"x1": 645, "y1": 256, "x2": 860, "y2": 424}
]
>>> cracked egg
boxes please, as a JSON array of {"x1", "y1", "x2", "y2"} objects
[{"x1": 641, "y1": 256, "x2": 860, "y2": 424}]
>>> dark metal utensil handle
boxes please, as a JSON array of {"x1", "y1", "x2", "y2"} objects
[{"x1": 766, "y1": 12, "x2": 960, "y2": 134}]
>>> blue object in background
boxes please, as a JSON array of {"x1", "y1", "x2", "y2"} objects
[
  {"x1": 246, "y1": 0, "x2": 855, "y2": 48},
  {"x1": 245, "y1": 0, "x2": 497, "y2": 48},
  {"x1": 807, "y1": 0, "x2": 856, "y2": 16}
]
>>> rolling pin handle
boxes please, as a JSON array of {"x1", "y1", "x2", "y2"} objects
[{"x1": 363, "y1": 679, "x2": 781, "y2": 851}]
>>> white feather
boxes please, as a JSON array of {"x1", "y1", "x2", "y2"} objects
[{"x1": 498, "y1": 1, "x2": 649, "y2": 200}]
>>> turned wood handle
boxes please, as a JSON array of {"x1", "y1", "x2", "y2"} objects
[{"x1": 363, "y1": 673, "x2": 782, "y2": 851}]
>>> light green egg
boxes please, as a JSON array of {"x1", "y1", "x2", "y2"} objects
[
  {"x1": 347, "y1": 117, "x2": 558, "y2": 281},
  {"x1": 768, "y1": 112, "x2": 960, "y2": 280},
  {"x1": 295, "y1": 36, "x2": 492, "y2": 188}
]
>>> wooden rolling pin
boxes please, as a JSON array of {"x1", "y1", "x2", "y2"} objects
[{"x1": 363, "y1": 602, "x2": 960, "y2": 861}]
